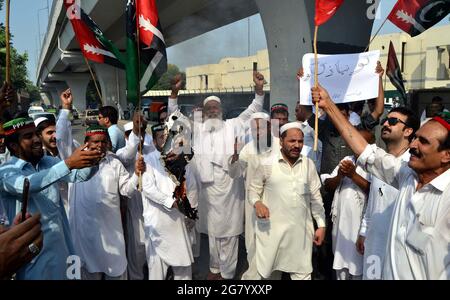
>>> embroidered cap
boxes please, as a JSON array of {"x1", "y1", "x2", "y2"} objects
[
  {"x1": 151, "y1": 123, "x2": 165, "y2": 135},
  {"x1": 2, "y1": 118, "x2": 35, "y2": 136},
  {"x1": 271, "y1": 103, "x2": 288, "y2": 113},
  {"x1": 432, "y1": 111, "x2": 450, "y2": 131},
  {"x1": 85, "y1": 125, "x2": 108, "y2": 137}
]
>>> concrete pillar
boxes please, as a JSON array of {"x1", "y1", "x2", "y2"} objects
[
  {"x1": 41, "y1": 82, "x2": 69, "y2": 107},
  {"x1": 47, "y1": 73, "x2": 90, "y2": 110},
  {"x1": 255, "y1": 0, "x2": 378, "y2": 119},
  {"x1": 65, "y1": 76, "x2": 91, "y2": 111},
  {"x1": 255, "y1": 0, "x2": 312, "y2": 119},
  {"x1": 92, "y1": 63, "x2": 127, "y2": 111}
]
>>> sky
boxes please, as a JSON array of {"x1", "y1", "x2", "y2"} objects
[{"x1": 0, "y1": 0, "x2": 449, "y2": 84}]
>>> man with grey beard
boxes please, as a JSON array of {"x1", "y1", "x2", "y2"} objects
[{"x1": 169, "y1": 72, "x2": 266, "y2": 280}]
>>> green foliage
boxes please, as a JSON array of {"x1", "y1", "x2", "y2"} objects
[
  {"x1": 150, "y1": 64, "x2": 186, "y2": 90},
  {"x1": 0, "y1": 1, "x2": 41, "y2": 102}
]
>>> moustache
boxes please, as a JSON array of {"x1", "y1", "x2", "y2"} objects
[
  {"x1": 409, "y1": 148, "x2": 422, "y2": 158},
  {"x1": 49, "y1": 138, "x2": 57, "y2": 143},
  {"x1": 382, "y1": 126, "x2": 391, "y2": 133}
]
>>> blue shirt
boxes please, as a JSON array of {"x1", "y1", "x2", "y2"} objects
[
  {"x1": 0, "y1": 156, "x2": 97, "y2": 280},
  {"x1": 108, "y1": 124, "x2": 126, "y2": 153}
]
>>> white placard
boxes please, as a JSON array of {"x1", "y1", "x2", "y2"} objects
[{"x1": 299, "y1": 51, "x2": 380, "y2": 105}]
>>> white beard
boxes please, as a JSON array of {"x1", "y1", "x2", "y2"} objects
[{"x1": 203, "y1": 116, "x2": 224, "y2": 132}]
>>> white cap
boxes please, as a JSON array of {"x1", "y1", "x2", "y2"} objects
[
  {"x1": 34, "y1": 117, "x2": 49, "y2": 128},
  {"x1": 280, "y1": 122, "x2": 303, "y2": 135},
  {"x1": 124, "y1": 122, "x2": 133, "y2": 132},
  {"x1": 250, "y1": 112, "x2": 270, "y2": 121},
  {"x1": 203, "y1": 96, "x2": 221, "y2": 106}
]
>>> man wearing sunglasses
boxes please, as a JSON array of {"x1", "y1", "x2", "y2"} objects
[
  {"x1": 312, "y1": 85, "x2": 450, "y2": 280},
  {"x1": 356, "y1": 107, "x2": 419, "y2": 279}
]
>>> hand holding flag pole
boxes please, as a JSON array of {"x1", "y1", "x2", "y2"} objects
[{"x1": 313, "y1": 0, "x2": 344, "y2": 151}]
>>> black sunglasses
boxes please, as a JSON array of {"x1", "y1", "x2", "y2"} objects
[{"x1": 380, "y1": 117, "x2": 408, "y2": 127}]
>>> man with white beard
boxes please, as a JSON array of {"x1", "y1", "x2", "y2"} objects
[{"x1": 169, "y1": 72, "x2": 266, "y2": 280}]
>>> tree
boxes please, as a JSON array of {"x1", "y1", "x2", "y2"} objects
[
  {"x1": 150, "y1": 64, "x2": 186, "y2": 90},
  {"x1": 0, "y1": 1, "x2": 41, "y2": 101}
]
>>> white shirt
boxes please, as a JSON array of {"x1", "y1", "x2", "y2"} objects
[
  {"x1": 321, "y1": 156, "x2": 370, "y2": 276},
  {"x1": 141, "y1": 149, "x2": 194, "y2": 267},
  {"x1": 116, "y1": 132, "x2": 154, "y2": 248},
  {"x1": 359, "y1": 150, "x2": 410, "y2": 280},
  {"x1": 228, "y1": 138, "x2": 272, "y2": 257},
  {"x1": 69, "y1": 153, "x2": 138, "y2": 277},
  {"x1": 0, "y1": 148, "x2": 11, "y2": 165},
  {"x1": 357, "y1": 144, "x2": 450, "y2": 280},
  {"x1": 248, "y1": 151, "x2": 325, "y2": 277},
  {"x1": 55, "y1": 109, "x2": 82, "y2": 214}
]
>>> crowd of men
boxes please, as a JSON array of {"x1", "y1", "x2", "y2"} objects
[{"x1": 0, "y1": 61, "x2": 449, "y2": 280}]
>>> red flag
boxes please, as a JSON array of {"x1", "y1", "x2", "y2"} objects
[
  {"x1": 388, "y1": 0, "x2": 450, "y2": 37},
  {"x1": 315, "y1": 0, "x2": 344, "y2": 26},
  {"x1": 136, "y1": 0, "x2": 165, "y2": 47}
]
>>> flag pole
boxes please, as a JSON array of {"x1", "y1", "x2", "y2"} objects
[
  {"x1": 313, "y1": 25, "x2": 319, "y2": 152},
  {"x1": 136, "y1": 3, "x2": 143, "y2": 192},
  {"x1": 365, "y1": 14, "x2": 390, "y2": 52},
  {"x1": 5, "y1": 0, "x2": 11, "y2": 84},
  {"x1": 83, "y1": 57, "x2": 104, "y2": 107}
]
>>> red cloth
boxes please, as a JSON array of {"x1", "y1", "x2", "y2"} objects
[
  {"x1": 433, "y1": 117, "x2": 450, "y2": 131},
  {"x1": 315, "y1": 0, "x2": 344, "y2": 26}
]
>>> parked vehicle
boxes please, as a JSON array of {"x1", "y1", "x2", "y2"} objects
[
  {"x1": 84, "y1": 109, "x2": 99, "y2": 126},
  {"x1": 28, "y1": 106, "x2": 45, "y2": 116},
  {"x1": 72, "y1": 107, "x2": 79, "y2": 120},
  {"x1": 29, "y1": 112, "x2": 56, "y2": 123}
]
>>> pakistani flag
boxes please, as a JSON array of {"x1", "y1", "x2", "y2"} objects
[{"x1": 388, "y1": 0, "x2": 450, "y2": 37}]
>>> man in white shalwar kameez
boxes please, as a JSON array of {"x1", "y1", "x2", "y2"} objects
[
  {"x1": 116, "y1": 117, "x2": 152, "y2": 280},
  {"x1": 248, "y1": 123, "x2": 326, "y2": 280},
  {"x1": 168, "y1": 72, "x2": 266, "y2": 279},
  {"x1": 312, "y1": 86, "x2": 450, "y2": 280},
  {"x1": 69, "y1": 125, "x2": 142, "y2": 280},
  {"x1": 321, "y1": 130, "x2": 373, "y2": 280},
  {"x1": 355, "y1": 107, "x2": 419, "y2": 280},
  {"x1": 140, "y1": 124, "x2": 194, "y2": 280}
]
